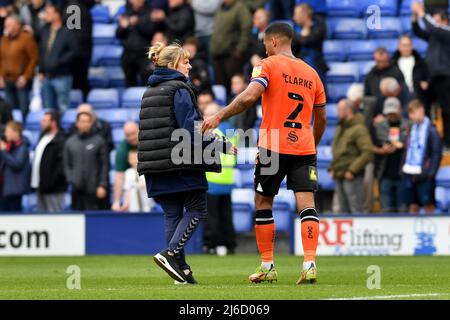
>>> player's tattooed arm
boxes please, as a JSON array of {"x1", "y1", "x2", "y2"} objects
[{"x1": 217, "y1": 82, "x2": 264, "y2": 121}]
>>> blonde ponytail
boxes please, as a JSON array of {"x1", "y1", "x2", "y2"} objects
[{"x1": 148, "y1": 41, "x2": 190, "y2": 69}]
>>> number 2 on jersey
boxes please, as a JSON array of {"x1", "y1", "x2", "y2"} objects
[{"x1": 284, "y1": 92, "x2": 304, "y2": 129}]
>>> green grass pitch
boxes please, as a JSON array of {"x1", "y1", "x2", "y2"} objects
[{"x1": 1, "y1": 255, "x2": 450, "y2": 300}]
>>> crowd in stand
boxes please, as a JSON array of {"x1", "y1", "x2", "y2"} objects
[{"x1": 0, "y1": 0, "x2": 449, "y2": 221}]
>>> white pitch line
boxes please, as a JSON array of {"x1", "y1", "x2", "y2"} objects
[{"x1": 325, "y1": 293, "x2": 450, "y2": 300}]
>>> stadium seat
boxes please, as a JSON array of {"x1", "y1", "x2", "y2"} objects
[
  {"x1": 112, "y1": 127, "x2": 124, "y2": 145},
  {"x1": 61, "y1": 109, "x2": 78, "y2": 130},
  {"x1": 236, "y1": 147, "x2": 258, "y2": 169},
  {"x1": 327, "y1": 82, "x2": 355, "y2": 103},
  {"x1": 319, "y1": 125, "x2": 337, "y2": 146},
  {"x1": 367, "y1": 17, "x2": 402, "y2": 39},
  {"x1": 326, "y1": 0, "x2": 362, "y2": 17},
  {"x1": 88, "y1": 67, "x2": 109, "y2": 88},
  {"x1": 272, "y1": 203, "x2": 292, "y2": 232},
  {"x1": 96, "y1": 109, "x2": 129, "y2": 128},
  {"x1": 212, "y1": 84, "x2": 227, "y2": 106},
  {"x1": 93, "y1": 45, "x2": 123, "y2": 66},
  {"x1": 401, "y1": 16, "x2": 413, "y2": 35},
  {"x1": 323, "y1": 40, "x2": 347, "y2": 62},
  {"x1": 70, "y1": 89, "x2": 83, "y2": 108},
  {"x1": 106, "y1": 66, "x2": 126, "y2": 88},
  {"x1": 121, "y1": 87, "x2": 146, "y2": 108},
  {"x1": 25, "y1": 110, "x2": 46, "y2": 130},
  {"x1": 22, "y1": 193, "x2": 37, "y2": 212},
  {"x1": 325, "y1": 103, "x2": 338, "y2": 125},
  {"x1": 374, "y1": 38, "x2": 399, "y2": 55},
  {"x1": 436, "y1": 167, "x2": 450, "y2": 188},
  {"x1": 412, "y1": 37, "x2": 428, "y2": 56},
  {"x1": 90, "y1": 4, "x2": 110, "y2": 24},
  {"x1": 22, "y1": 129, "x2": 40, "y2": 149},
  {"x1": 318, "y1": 167, "x2": 336, "y2": 190},
  {"x1": 239, "y1": 168, "x2": 254, "y2": 188},
  {"x1": 128, "y1": 108, "x2": 140, "y2": 122},
  {"x1": 435, "y1": 187, "x2": 449, "y2": 212},
  {"x1": 92, "y1": 23, "x2": 117, "y2": 45},
  {"x1": 12, "y1": 109, "x2": 23, "y2": 123},
  {"x1": 317, "y1": 145, "x2": 333, "y2": 168},
  {"x1": 329, "y1": 18, "x2": 367, "y2": 40},
  {"x1": 362, "y1": 0, "x2": 398, "y2": 16},
  {"x1": 232, "y1": 188, "x2": 255, "y2": 233},
  {"x1": 327, "y1": 62, "x2": 360, "y2": 83},
  {"x1": 356, "y1": 60, "x2": 376, "y2": 82},
  {"x1": 87, "y1": 88, "x2": 120, "y2": 109},
  {"x1": 346, "y1": 40, "x2": 378, "y2": 61},
  {"x1": 113, "y1": 5, "x2": 126, "y2": 22},
  {"x1": 400, "y1": 0, "x2": 412, "y2": 16}
]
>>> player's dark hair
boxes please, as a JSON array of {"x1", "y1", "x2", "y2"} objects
[{"x1": 264, "y1": 22, "x2": 294, "y2": 41}]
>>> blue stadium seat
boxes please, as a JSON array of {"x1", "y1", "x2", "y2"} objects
[
  {"x1": 325, "y1": 103, "x2": 338, "y2": 125},
  {"x1": 401, "y1": 16, "x2": 413, "y2": 35},
  {"x1": 275, "y1": 188, "x2": 296, "y2": 212},
  {"x1": 327, "y1": 62, "x2": 359, "y2": 83},
  {"x1": 12, "y1": 109, "x2": 23, "y2": 123},
  {"x1": 318, "y1": 167, "x2": 336, "y2": 190},
  {"x1": 436, "y1": 167, "x2": 450, "y2": 188},
  {"x1": 374, "y1": 38, "x2": 399, "y2": 55},
  {"x1": 93, "y1": 23, "x2": 117, "y2": 45},
  {"x1": 327, "y1": 82, "x2": 354, "y2": 103},
  {"x1": 367, "y1": 17, "x2": 402, "y2": 39},
  {"x1": 362, "y1": 0, "x2": 398, "y2": 16},
  {"x1": 272, "y1": 203, "x2": 292, "y2": 232},
  {"x1": 113, "y1": 5, "x2": 126, "y2": 22},
  {"x1": 236, "y1": 147, "x2": 258, "y2": 169},
  {"x1": 317, "y1": 145, "x2": 333, "y2": 168},
  {"x1": 25, "y1": 110, "x2": 46, "y2": 130},
  {"x1": 400, "y1": 0, "x2": 412, "y2": 16},
  {"x1": 329, "y1": 18, "x2": 367, "y2": 40},
  {"x1": 121, "y1": 87, "x2": 146, "y2": 108},
  {"x1": 61, "y1": 109, "x2": 78, "y2": 130},
  {"x1": 435, "y1": 187, "x2": 449, "y2": 212},
  {"x1": 239, "y1": 168, "x2": 254, "y2": 188},
  {"x1": 90, "y1": 4, "x2": 110, "y2": 24},
  {"x1": 232, "y1": 188, "x2": 255, "y2": 233},
  {"x1": 22, "y1": 193, "x2": 37, "y2": 212},
  {"x1": 412, "y1": 37, "x2": 428, "y2": 56},
  {"x1": 326, "y1": 0, "x2": 362, "y2": 17},
  {"x1": 96, "y1": 109, "x2": 129, "y2": 128},
  {"x1": 128, "y1": 108, "x2": 140, "y2": 122},
  {"x1": 356, "y1": 60, "x2": 376, "y2": 82},
  {"x1": 346, "y1": 40, "x2": 378, "y2": 61},
  {"x1": 109, "y1": 150, "x2": 116, "y2": 170},
  {"x1": 323, "y1": 40, "x2": 347, "y2": 62},
  {"x1": 88, "y1": 67, "x2": 109, "y2": 88},
  {"x1": 70, "y1": 89, "x2": 83, "y2": 108},
  {"x1": 87, "y1": 88, "x2": 120, "y2": 109},
  {"x1": 22, "y1": 129, "x2": 40, "y2": 149},
  {"x1": 212, "y1": 84, "x2": 227, "y2": 106},
  {"x1": 92, "y1": 45, "x2": 123, "y2": 66},
  {"x1": 106, "y1": 66, "x2": 126, "y2": 88},
  {"x1": 112, "y1": 127, "x2": 124, "y2": 145},
  {"x1": 319, "y1": 125, "x2": 337, "y2": 146}
]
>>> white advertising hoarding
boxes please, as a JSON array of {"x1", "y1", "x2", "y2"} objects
[
  {"x1": 0, "y1": 215, "x2": 85, "y2": 256},
  {"x1": 294, "y1": 216, "x2": 450, "y2": 256}
]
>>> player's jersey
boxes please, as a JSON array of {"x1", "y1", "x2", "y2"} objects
[{"x1": 251, "y1": 54, "x2": 326, "y2": 155}]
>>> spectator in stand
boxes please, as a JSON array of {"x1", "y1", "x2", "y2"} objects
[
  {"x1": 373, "y1": 98, "x2": 408, "y2": 213},
  {"x1": 144, "y1": 31, "x2": 171, "y2": 77},
  {"x1": 329, "y1": 99, "x2": 374, "y2": 214},
  {"x1": 31, "y1": 111, "x2": 67, "y2": 212},
  {"x1": 376, "y1": 77, "x2": 412, "y2": 118},
  {"x1": 151, "y1": 0, "x2": 195, "y2": 42},
  {"x1": 64, "y1": 112, "x2": 109, "y2": 210},
  {"x1": 68, "y1": 104, "x2": 114, "y2": 153},
  {"x1": 364, "y1": 47, "x2": 405, "y2": 101},
  {"x1": 112, "y1": 121, "x2": 139, "y2": 211},
  {"x1": 249, "y1": 7, "x2": 270, "y2": 60},
  {"x1": 62, "y1": 0, "x2": 95, "y2": 101},
  {"x1": 38, "y1": 3, "x2": 77, "y2": 113},
  {"x1": 191, "y1": 0, "x2": 222, "y2": 57},
  {"x1": 123, "y1": 149, "x2": 155, "y2": 212},
  {"x1": 0, "y1": 121, "x2": 30, "y2": 212},
  {"x1": 240, "y1": 0, "x2": 267, "y2": 14},
  {"x1": 19, "y1": 0, "x2": 48, "y2": 43},
  {"x1": 182, "y1": 37, "x2": 210, "y2": 93},
  {"x1": 0, "y1": 1, "x2": 14, "y2": 36},
  {"x1": 197, "y1": 90, "x2": 215, "y2": 114},
  {"x1": 299, "y1": 0, "x2": 327, "y2": 19},
  {"x1": 292, "y1": 3, "x2": 329, "y2": 85},
  {"x1": 412, "y1": 2, "x2": 450, "y2": 152},
  {"x1": 392, "y1": 35, "x2": 431, "y2": 115},
  {"x1": 402, "y1": 99, "x2": 442, "y2": 214},
  {"x1": 0, "y1": 14, "x2": 38, "y2": 121},
  {"x1": 229, "y1": 73, "x2": 257, "y2": 132},
  {"x1": 202, "y1": 102, "x2": 237, "y2": 255},
  {"x1": 210, "y1": 0, "x2": 252, "y2": 93},
  {"x1": 269, "y1": 0, "x2": 294, "y2": 20},
  {"x1": 116, "y1": 0, "x2": 156, "y2": 87}
]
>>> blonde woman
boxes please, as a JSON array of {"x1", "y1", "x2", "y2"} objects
[{"x1": 137, "y1": 42, "x2": 236, "y2": 284}]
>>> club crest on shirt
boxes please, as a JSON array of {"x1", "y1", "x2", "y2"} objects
[{"x1": 252, "y1": 66, "x2": 262, "y2": 78}]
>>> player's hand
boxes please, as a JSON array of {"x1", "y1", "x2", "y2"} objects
[
  {"x1": 96, "y1": 186, "x2": 107, "y2": 199},
  {"x1": 344, "y1": 171, "x2": 354, "y2": 181},
  {"x1": 227, "y1": 145, "x2": 238, "y2": 155},
  {"x1": 201, "y1": 115, "x2": 220, "y2": 133}
]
